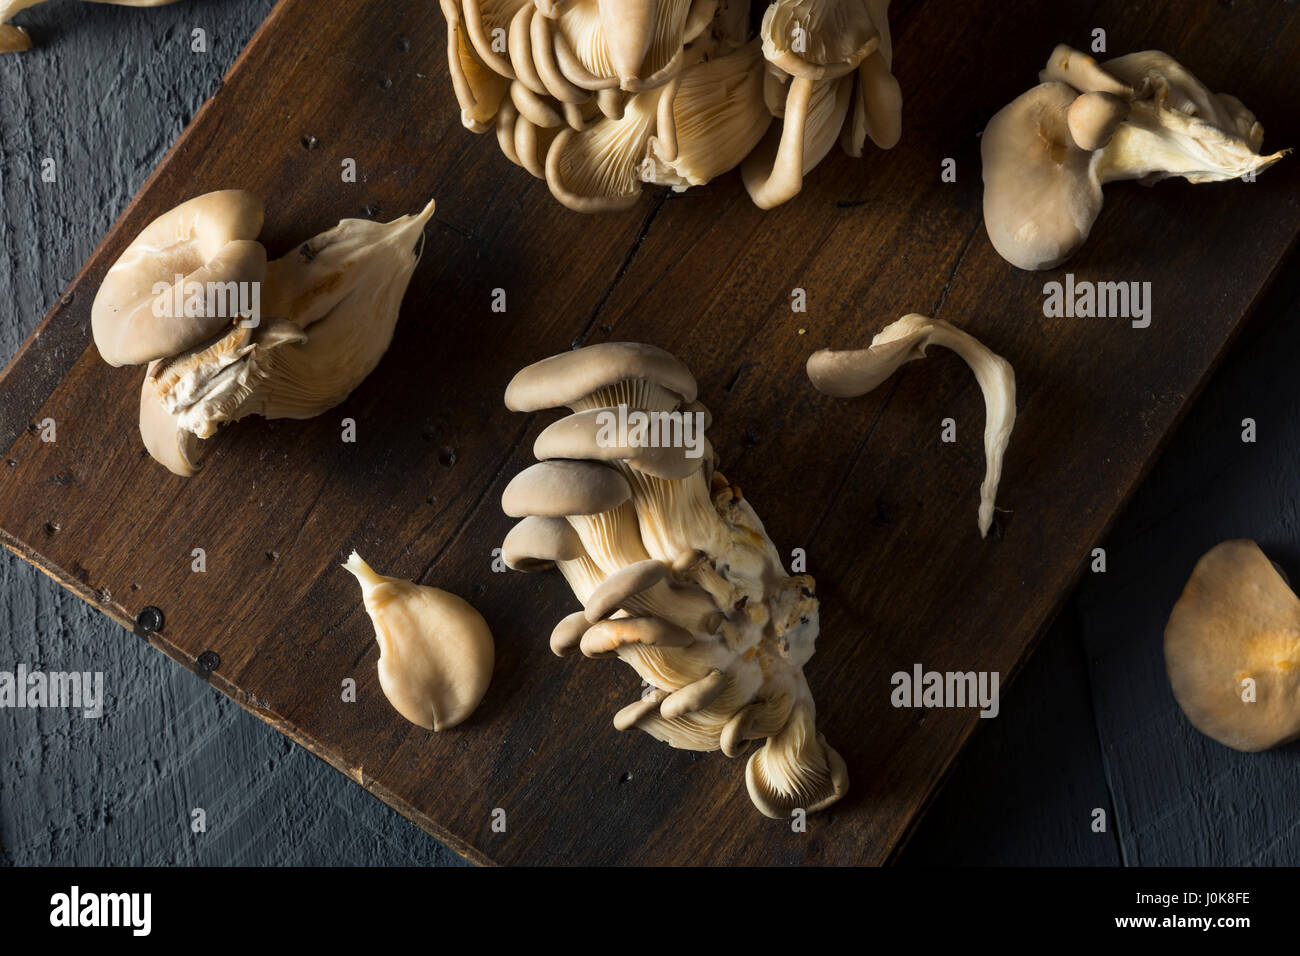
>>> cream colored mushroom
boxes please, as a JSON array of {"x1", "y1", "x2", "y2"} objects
[
  {"x1": 807, "y1": 313, "x2": 1016, "y2": 537},
  {"x1": 1165, "y1": 539, "x2": 1300, "y2": 752},
  {"x1": 132, "y1": 199, "x2": 435, "y2": 476},
  {"x1": 501, "y1": 341, "x2": 844, "y2": 818},
  {"x1": 92, "y1": 190, "x2": 266, "y2": 368},
  {"x1": 983, "y1": 45, "x2": 1288, "y2": 270},
  {"x1": 741, "y1": 71, "x2": 853, "y2": 209},
  {"x1": 342, "y1": 551, "x2": 495, "y2": 732},
  {"x1": 1, "y1": 0, "x2": 181, "y2": 53}
]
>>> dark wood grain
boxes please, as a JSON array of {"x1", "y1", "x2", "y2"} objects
[{"x1": 1, "y1": 0, "x2": 1297, "y2": 865}]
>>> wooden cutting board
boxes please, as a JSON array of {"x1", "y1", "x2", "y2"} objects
[{"x1": 2, "y1": 0, "x2": 1297, "y2": 865}]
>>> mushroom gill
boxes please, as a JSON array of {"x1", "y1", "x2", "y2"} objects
[{"x1": 437, "y1": 0, "x2": 903, "y2": 210}]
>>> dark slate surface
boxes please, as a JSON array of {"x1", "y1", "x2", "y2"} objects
[{"x1": 2, "y1": 0, "x2": 1296, "y2": 866}]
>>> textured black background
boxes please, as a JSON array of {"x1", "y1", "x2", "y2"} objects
[{"x1": 1, "y1": 0, "x2": 1296, "y2": 866}]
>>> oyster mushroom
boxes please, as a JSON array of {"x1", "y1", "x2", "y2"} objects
[
  {"x1": 807, "y1": 313, "x2": 1016, "y2": 537},
  {"x1": 437, "y1": 0, "x2": 902, "y2": 210},
  {"x1": 501, "y1": 342, "x2": 846, "y2": 819},
  {"x1": 1, "y1": 0, "x2": 181, "y2": 53},
  {"x1": 92, "y1": 190, "x2": 266, "y2": 368},
  {"x1": 1165, "y1": 539, "x2": 1300, "y2": 752},
  {"x1": 94, "y1": 191, "x2": 435, "y2": 475},
  {"x1": 982, "y1": 45, "x2": 1289, "y2": 270},
  {"x1": 343, "y1": 551, "x2": 494, "y2": 731}
]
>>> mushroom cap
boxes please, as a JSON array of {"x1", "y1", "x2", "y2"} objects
[
  {"x1": 505, "y1": 341, "x2": 697, "y2": 411},
  {"x1": 343, "y1": 551, "x2": 495, "y2": 732},
  {"x1": 580, "y1": 615, "x2": 694, "y2": 657},
  {"x1": 92, "y1": 190, "x2": 266, "y2": 367},
  {"x1": 533, "y1": 407, "x2": 706, "y2": 479},
  {"x1": 502, "y1": 515, "x2": 587, "y2": 570},
  {"x1": 501, "y1": 459, "x2": 632, "y2": 517},
  {"x1": 805, "y1": 312, "x2": 931, "y2": 397},
  {"x1": 1164, "y1": 539, "x2": 1300, "y2": 752},
  {"x1": 550, "y1": 609, "x2": 591, "y2": 656},
  {"x1": 980, "y1": 81, "x2": 1103, "y2": 271},
  {"x1": 584, "y1": 558, "x2": 671, "y2": 621},
  {"x1": 1067, "y1": 91, "x2": 1129, "y2": 151}
]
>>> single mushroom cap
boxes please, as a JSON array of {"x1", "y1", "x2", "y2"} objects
[
  {"x1": 1164, "y1": 539, "x2": 1300, "y2": 752},
  {"x1": 550, "y1": 609, "x2": 592, "y2": 656},
  {"x1": 505, "y1": 341, "x2": 697, "y2": 412},
  {"x1": 92, "y1": 190, "x2": 266, "y2": 367},
  {"x1": 980, "y1": 81, "x2": 1102, "y2": 271},
  {"x1": 342, "y1": 551, "x2": 495, "y2": 732},
  {"x1": 501, "y1": 459, "x2": 632, "y2": 517},
  {"x1": 502, "y1": 515, "x2": 587, "y2": 570},
  {"x1": 807, "y1": 313, "x2": 1016, "y2": 537}
]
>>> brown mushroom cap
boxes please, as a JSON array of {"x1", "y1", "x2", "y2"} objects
[
  {"x1": 1164, "y1": 539, "x2": 1300, "y2": 752},
  {"x1": 501, "y1": 459, "x2": 632, "y2": 517},
  {"x1": 92, "y1": 190, "x2": 266, "y2": 367},
  {"x1": 505, "y1": 341, "x2": 697, "y2": 412},
  {"x1": 549, "y1": 609, "x2": 591, "y2": 656}
]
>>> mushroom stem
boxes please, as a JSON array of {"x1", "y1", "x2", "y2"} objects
[{"x1": 1094, "y1": 106, "x2": 1288, "y2": 184}]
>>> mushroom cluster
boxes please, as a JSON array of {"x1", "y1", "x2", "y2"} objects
[
  {"x1": 91, "y1": 189, "x2": 435, "y2": 476},
  {"x1": 0, "y1": 0, "x2": 181, "y2": 53},
  {"x1": 982, "y1": 45, "x2": 1288, "y2": 270},
  {"x1": 500, "y1": 342, "x2": 847, "y2": 818},
  {"x1": 439, "y1": 0, "x2": 901, "y2": 211}
]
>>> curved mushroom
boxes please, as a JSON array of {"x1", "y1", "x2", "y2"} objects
[
  {"x1": 342, "y1": 551, "x2": 495, "y2": 731},
  {"x1": 808, "y1": 313, "x2": 1016, "y2": 537},
  {"x1": 501, "y1": 341, "x2": 844, "y2": 818},
  {"x1": 646, "y1": 40, "x2": 772, "y2": 189},
  {"x1": 741, "y1": 71, "x2": 853, "y2": 209},
  {"x1": 1165, "y1": 539, "x2": 1300, "y2": 752},
  {"x1": 982, "y1": 45, "x2": 1288, "y2": 270}
]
